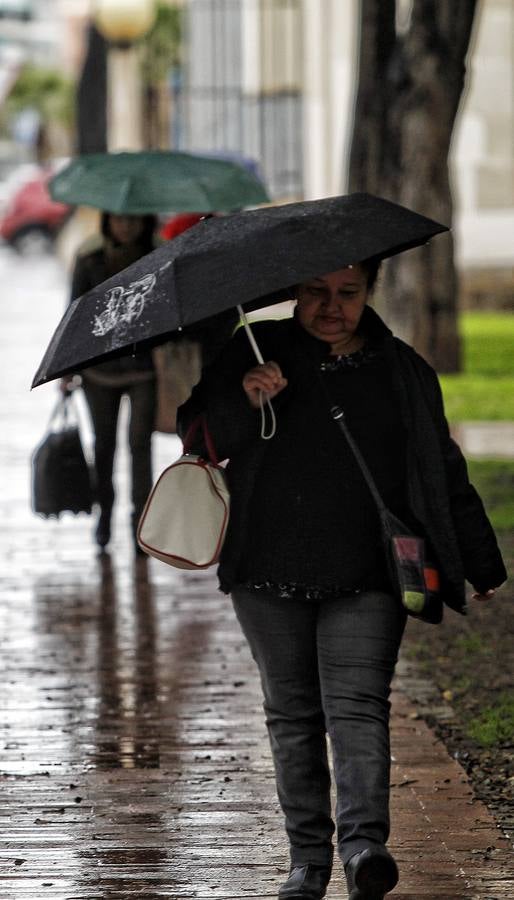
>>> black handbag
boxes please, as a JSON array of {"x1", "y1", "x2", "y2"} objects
[
  {"x1": 328, "y1": 403, "x2": 443, "y2": 624},
  {"x1": 31, "y1": 394, "x2": 94, "y2": 518}
]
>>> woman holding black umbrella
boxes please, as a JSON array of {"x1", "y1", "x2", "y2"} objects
[
  {"x1": 34, "y1": 193, "x2": 506, "y2": 897},
  {"x1": 177, "y1": 256, "x2": 506, "y2": 898}
]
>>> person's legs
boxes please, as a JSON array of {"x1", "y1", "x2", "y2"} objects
[
  {"x1": 82, "y1": 380, "x2": 122, "y2": 546},
  {"x1": 127, "y1": 379, "x2": 156, "y2": 537},
  {"x1": 316, "y1": 591, "x2": 406, "y2": 866},
  {"x1": 231, "y1": 588, "x2": 334, "y2": 869}
]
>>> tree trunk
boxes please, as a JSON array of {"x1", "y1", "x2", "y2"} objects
[
  {"x1": 143, "y1": 82, "x2": 171, "y2": 149},
  {"x1": 349, "y1": 0, "x2": 478, "y2": 372}
]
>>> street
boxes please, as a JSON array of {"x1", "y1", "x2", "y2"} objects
[{"x1": 0, "y1": 246, "x2": 512, "y2": 898}]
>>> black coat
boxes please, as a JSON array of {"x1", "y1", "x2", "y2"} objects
[{"x1": 178, "y1": 307, "x2": 507, "y2": 614}]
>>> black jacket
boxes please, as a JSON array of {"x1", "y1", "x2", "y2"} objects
[{"x1": 178, "y1": 307, "x2": 507, "y2": 614}]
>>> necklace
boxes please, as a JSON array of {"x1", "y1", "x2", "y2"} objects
[{"x1": 320, "y1": 343, "x2": 377, "y2": 372}]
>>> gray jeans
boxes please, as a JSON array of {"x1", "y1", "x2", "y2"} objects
[{"x1": 231, "y1": 588, "x2": 406, "y2": 867}]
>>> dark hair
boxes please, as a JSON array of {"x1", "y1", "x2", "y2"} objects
[
  {"x1": 361, "y1": 256, "x2": 382, "y2": 290},
  {"x1": 101, "y1": 212, "x2": 157, "y2": 251}
]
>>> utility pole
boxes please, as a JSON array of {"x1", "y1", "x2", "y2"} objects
[{"x1": 76, "y1": 24, "x2": 108, "y2": 155}]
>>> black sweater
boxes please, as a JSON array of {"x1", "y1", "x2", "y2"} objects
[
  {"x1": 178, "y1": 308, "x2": 507, "y2": 614},
  {"x1": 240, "y1": 345, "x2": 407, "y2": 591}
]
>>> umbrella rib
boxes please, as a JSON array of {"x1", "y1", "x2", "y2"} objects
[{"x1": 117, "y1": 177, "x2": 134, "y2": 214}]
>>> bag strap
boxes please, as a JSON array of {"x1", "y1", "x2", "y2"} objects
[
  {"x1": 329, "y1": 404, "x2": 389, "y2": 518},
  {"x1": 182, "y1": 414, "x2": 220, "y2": 465},
  {"x1": 47, "y1": 393, "x2": 77, "y2": 431},
  {"x1": 315, "y1": 368, "x2": 389, "y2": 519}
]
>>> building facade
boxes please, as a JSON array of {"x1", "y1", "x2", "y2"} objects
[
  {"x1": 452, "y1": 0, "x2": 514, "y2": 270},
  {"x1": 180, "y1": 0, "x2": 304, "y2": 198},
  {"x1": 179, "y1": 0, "x2": 514, "y2": 275}
]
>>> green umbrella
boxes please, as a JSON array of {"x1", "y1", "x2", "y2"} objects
[{"x1": 48, "y1": 150, "x2": 269, "y2": 215}]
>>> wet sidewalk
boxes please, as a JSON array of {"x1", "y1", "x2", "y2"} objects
[
  {"x1": 0, "y1": 538, "x2": 513, "y2": 899},
  {"x1": 0, "y1": 249, "x2": 513, "y2": 898},
  {"x1": 451, "y1": 422, "x2": 514, "y2": 459}
]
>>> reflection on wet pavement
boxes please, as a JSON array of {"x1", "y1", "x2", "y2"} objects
[
  {"x1": 93, "y1": 554, "x2": 160, "y2": 770},
  {"x1": 0, "y1": 249, "x2": 285, "y2": 896},
  {"x1": 1, "y1": 542, "x2": 285, "y2": 897}
]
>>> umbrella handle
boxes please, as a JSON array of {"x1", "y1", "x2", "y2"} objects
[
  {"x1": 237, "y1": 304, "x2": 276, "y2": 440},
  {"x1": 237, "y1": 304, "x2": 265, "y2": 364}
]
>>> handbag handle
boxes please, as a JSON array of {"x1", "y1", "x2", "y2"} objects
[
  {"x1": 47, "y1": 393, "x2": 77, "y2": 431},
  {"x1": 182, "y1": 415, "x2": 220, "y2": 466}
]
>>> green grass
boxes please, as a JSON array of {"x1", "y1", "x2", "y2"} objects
[
  {"x1": 461, "y1": 312, "x2": 514, "y2": 377},
  {"x1": 465, "y1": 692, "x2": 514, "y2": 747},
  {"x1": 454, "y1": 632, "x2": 490, "y2": 655},
  {"x1": 440, "y1": 375, "x2": 514, "y2": 420},
  {"x1": 467, "y1": 459, "x2": 514, "y2": 530},
  {"x1": 439, "y1": 312, "x2": 514, "y2": 421}
]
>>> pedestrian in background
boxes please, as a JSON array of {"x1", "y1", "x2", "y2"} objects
[
  {"x1": 62, "y1": 211, "x2": 159, "y2": 554},
  {"x1": 62, "y1": 210, "x2": 237, "y2": 555},
  {"x1": 178, "y1": 257, "x2": 506, "y2": 900}
]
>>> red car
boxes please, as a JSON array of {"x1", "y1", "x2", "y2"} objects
[{"x1": 0, "y1": 168, "x2": 71, "y2": 254}]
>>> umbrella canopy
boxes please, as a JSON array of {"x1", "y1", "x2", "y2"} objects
[
  {"x1": 48, "y1": 150, "x2": 269, "y2": 215},
  {"x1": 32, "y1": 192, "x2": 449, "y2": 388}
]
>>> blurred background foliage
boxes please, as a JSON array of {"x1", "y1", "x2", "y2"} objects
[
  {"x1": 141, "y1": 2, "x2": 182, "y2": 149},
  {"x1": 142, "y1": 1, "x2": 181, "y2": 84},
  {"x1": 2, "y1": 63, "x2": 75, "y2": 131}
]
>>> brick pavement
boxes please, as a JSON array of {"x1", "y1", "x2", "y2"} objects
[{"x1": 1, "y1": 531, "x2": 512, "y2": 899}]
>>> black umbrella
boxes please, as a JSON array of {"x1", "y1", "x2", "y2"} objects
[{"x1": 32, "y1": 193, "x2": 448, "y2": 388}]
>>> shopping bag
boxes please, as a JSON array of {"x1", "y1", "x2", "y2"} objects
[
  {"x1": 31, "y1": 394, "x2": 94, "y2": 518},
  {"x1": 152, "y1": 339, "x2": 202, "y2": 434},
  {"x1": 137, "y1": 416, "x2": 230, "y2": 568}
]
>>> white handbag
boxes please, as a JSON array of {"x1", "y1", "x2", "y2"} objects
[{"x1": 137, "y1": 417, "x2": 230, "y2": 569}]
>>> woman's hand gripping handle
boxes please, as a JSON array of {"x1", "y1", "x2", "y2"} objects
[{"x1": 242, "y1": 361, "x2": 288, "y2": 410}]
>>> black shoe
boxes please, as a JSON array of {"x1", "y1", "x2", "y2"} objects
[
  {"x1": 278, "y1": 864, "x2": 331, "y2": 899},
  {"x1": 345, "y1": 847, "x2": 398, "y2": 899},
  {"x1": 95, "y1": 511, "x2": 111, "y2": 549}
]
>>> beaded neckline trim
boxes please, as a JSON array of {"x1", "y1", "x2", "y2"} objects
[{"x1": 320, "y1": 343, "x2": 377, "y2": 372}]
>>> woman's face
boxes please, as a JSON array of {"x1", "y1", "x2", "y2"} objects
[
  {"x1": 296, "y1": 265, "x2": 369, "y2": 350},
  {"x1": 107, "y1": 214, "x2": 146, "y2": 245}
]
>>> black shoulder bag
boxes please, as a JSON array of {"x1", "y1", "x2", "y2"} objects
[{"x1": 326, "y1": 396, "x2": 443, "y2": 624}]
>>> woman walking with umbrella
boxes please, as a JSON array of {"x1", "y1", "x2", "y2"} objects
[
  {"x1": 63, "y1": 209, "x2": 235, "y2": 553},
  {"x1": 53, "y1": 149, "x2": 269, "y2": 553},
  {"x1": 34, "y1": 193, "x2": 507, "y2": 896},
  {"x1": 175, "y1": 199, "x2": 506, "y2": 898},
  {"x1": 62, "y1": 211, "x2": 161, "y2": 552}
]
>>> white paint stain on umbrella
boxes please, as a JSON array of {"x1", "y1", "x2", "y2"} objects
[{"x1": 92, "y1": 274, "x2": 156, "y2": 337}]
